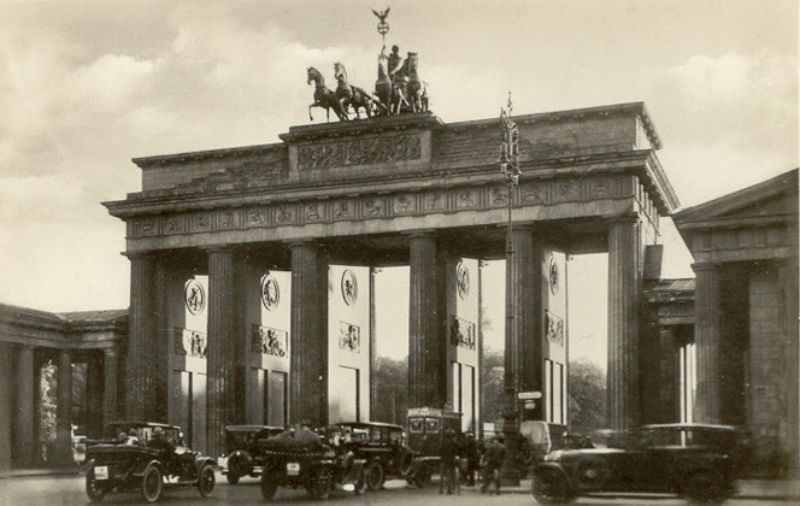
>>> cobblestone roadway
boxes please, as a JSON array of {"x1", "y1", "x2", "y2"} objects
[{"x1": 0, "y1": 475, "x2": 789, "y2": 505}]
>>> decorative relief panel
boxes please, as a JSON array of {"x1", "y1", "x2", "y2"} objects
[
  {"x1": 456, "y1": 261, "x2": 470, "y2": 299},
  {"x1": 450, "y1": 315, "x2": 476, "y2": 349},
  {"x1": 297, "y1": 134, "x2": 422, "y2": 171},
  {"x1": 184, "y1": 279, "x2": 205, "y2": 314},
  {"x1": 252, "y1": 324, "x2": 288, "y2": 357},
  {"x1": 131, "y1": 175, "x2": 631, "y2": 238},
  {"x1": 548, "y1": 256, "x2": 560, "y2": 295},
  {"x1": 392, "y1": 194, "x2": 416, "y2": 215},
  {"x1": 260, "y1": 274, "x2": 280, "y2": 310},
  {"x1": 341, "y1": 269, "x2": 358, "y2": 305},
  {"x1": 338, "y1": 321, "x2": 361, "y2": 352},
  {"x1": 545, "y1": 310, "x2": 564, "y2": 346},
  {"x1": 174, "y1": 327, "x2": 207, "y2": 358}
]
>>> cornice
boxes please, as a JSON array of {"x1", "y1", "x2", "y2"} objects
[
  {"x1": 133, "y1": 142, "x2": 286, "y2": 169},
  {"x1": 104, "y1": 150, "x2": 655, "y2": 219}
]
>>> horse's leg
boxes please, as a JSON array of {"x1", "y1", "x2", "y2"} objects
[
  {"x1": 309, "y1": 104, "x2": 314, "y2": 121},
  {"x1": 325, "y1": 106, "x2": 330, "y2": 122}
]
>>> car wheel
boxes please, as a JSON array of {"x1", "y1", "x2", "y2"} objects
[
  {"x1": 140, "y1": 463, "x2": 163, "y2": 503},
  {"x1": 532, "y1": 468, "x2": 573, "y2": 504},
  {"x1": 354, "y1": 468, "x2": 368, "y2": 495},
  {"x1": 684, "y1": 470, "x2": 726, "y2": 504},
  {"x1": 309, "y1": 468, "x2": 332, "y2": 500},
  {"x1": 260, "y1": 471, "x2": 279, "y2": 500},
  {"x1": 226, "y1": 471, "x2": 240, "y2": 485},
  {"x1": 85, "y1": 469, "x2": 109, "y2": 502},
  {"x1": 365, "y1": 461, "x2": 385, "y2": 491},
  {"x1": 414, "y1": 463, "x2": 430, "y2": 488},
  {"x1": 197, "y1": 465, "x2": 215, "y2": 498}
]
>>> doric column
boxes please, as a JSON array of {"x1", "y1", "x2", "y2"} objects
[
  {"x1": 206, "y1": 247, "x2": 241, "y2": 457},
  {"x1": 779, "y1": 258, "x2": 799, "y2": 474},
  {"x1": 86, "y1": 353, "x2": 104, "y2": 437},
  {"x1": 607, "y1": 218, "x2": 641, "y2": 429},
  {"x1": 657, "y1": 327, "x2": 679, "y2": 422},
  {"x1": 369, "y1": 266, "x2": 377, "y2": 421},
  {"x1": 56, "y1": 349, "x2": 73, "y2": 466},
  {"x1": 408, "y1": 232, "x2": 445, "y2": 409},
  {"x1": 13, "y1": 345, "x2": 35, "y2": 467},
  {"x1": 693, "y1": 262, "x2": 722, "y2": 424},
  {"x1": 125, "y1": 252, "x2": 157, "y2": 419},
  {"x1": 103, "y1": 349, "x2": 118, "y2": 434},
  {"x1": 0, "y1": 343, "x2": 12, "y2": 472},
  {"x1": 290, "y1": 241, "x2": 329, "y2": 426}
]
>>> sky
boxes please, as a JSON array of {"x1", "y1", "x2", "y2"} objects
[{"x1": 0, "y1": 1, "x2": 797, "y2": 368}]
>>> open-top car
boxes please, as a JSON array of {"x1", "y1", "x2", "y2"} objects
[
  {"x1": 532, "y1": 423, "x2": 740, "y2": 504},
  {"x1": 218, "y1": 424, "x2": 283, "y2": 484},
  {"x1": 259, "y1": 426, "x2": 367, "y2": 501},
  {"x1": 335, "y1": 421, "x2": 413, "y2": 490},
  {"x1": 84, "y1": 421, "x2": 216, "y2": 503},
  {"x1": 404, "y1": 407, "x2": 462, "y2": 487}
]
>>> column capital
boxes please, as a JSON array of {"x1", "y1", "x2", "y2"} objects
[
  {"x1": 609, "y1": 214, "x2": 641, "y2": 226},
  {"x1": 103, "y1": 348, "x2": 118, "y2": 358},
  {"x1": 406, "y1": 229, "x2": 437, "y2": 240},
  {"x1": 203, "y1": 245, "x2": 237, "y2": 255},
  {"x1": 287, "y1": 239, "x2": 320, "y2": 249},
  {"x1": 122, "y1": 250, "x2": 156, "y2": 260},
  {"x1": 692, "y1": 262, "x2": 719, "y2": 273}
]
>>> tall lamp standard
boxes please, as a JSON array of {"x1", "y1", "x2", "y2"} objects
[{"x1": 499, "y1": 92, "x2": 522, "y2": 484}]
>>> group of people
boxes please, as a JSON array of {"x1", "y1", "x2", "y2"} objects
[{"x1": 438, "y1": 429, "x2": 506, "y2": 495}]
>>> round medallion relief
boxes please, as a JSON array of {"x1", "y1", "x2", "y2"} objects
[
  {"x1": 456, "y1": 261, "x2": 470, "y2": 299},
  {"x1": 184, "y1": 279, "x2": 205, "y2": 315},
  {"x1": 341, "y1": 269, "x2": 358, "y2": 306},
  {"x1": 260, "y1": 274, "x2": 280, "y2": 311},
  {"x1": 548, "y1": 255, "x2": 560, "y2": 295}
]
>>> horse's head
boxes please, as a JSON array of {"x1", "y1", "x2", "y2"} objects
[
  {"x1": 333, "y1": 62, "x2": 347, "y2": 82},
  {"x1": 406, "y1": 53, "x2": 419, "y2": 74},
  {"x1": 307, "y1": 66, "x2": 321, "y2": 86}
]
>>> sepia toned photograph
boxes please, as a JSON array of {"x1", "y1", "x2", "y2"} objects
[{"x1": 0, "y1": 1, "x2": 797, "y2": 504}]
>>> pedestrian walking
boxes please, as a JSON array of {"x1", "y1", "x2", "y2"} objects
[
  {"x1": 439, "y1": 428, "x2": 460, "y2": 494},
  {"x1": 481, "y1": 435, "x2": 505, "y2": 495}
]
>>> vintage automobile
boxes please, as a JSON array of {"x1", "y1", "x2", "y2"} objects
[
  {"x1": 532, "y1": 423, "x2": 740, "y2": 504},
  {"x1": 218, "y1": 424, "x2": 283, "y2": 484},
  {"x1": 405, "y1": 407, "x2": 462, "y2": 487},
  {"x1": 84, "y1": 421, "x2": 216, "y2": 503},
  {"x1": 259, "y1": 426, "x2": 367, "y2": 500},
  {"x1": 335, "y1": 421, "x2": 413, "y2": 490}
]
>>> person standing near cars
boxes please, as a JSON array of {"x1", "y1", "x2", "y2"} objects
[
  {"x1": 439, "y1": 428, "x2": 460, "y2": 494},
  {"x1": 481, "y1": 436, "x2": 505, "y2": 495}
]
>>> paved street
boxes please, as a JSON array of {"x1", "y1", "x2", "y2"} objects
[{"x1": 0, "y1": 474, "x2": 792, "y2": 506}]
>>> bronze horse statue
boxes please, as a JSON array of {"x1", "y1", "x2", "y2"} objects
[
  {"x1": 333, "y1": 62, "x2": 377, "y2": 120},
  {"x1": 404, "y1": 53, "x2": 428, "y2": 113},
  {"x1": 375, "y1": 54, "x2": 407, "y2": 115},
  {"x1": 307, "y1": 66, "x2": 346, "y2": 122}
]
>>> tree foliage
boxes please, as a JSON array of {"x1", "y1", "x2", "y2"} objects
[
  {"x1": 568, "y1": 359, "x2": 606, "y2": 434},
  {"x1": 371, "y1": 356, "x2": 408, "y2": 425}
]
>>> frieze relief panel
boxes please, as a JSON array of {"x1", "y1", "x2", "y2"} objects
[
  {"x1": 173, "y1": 327, "x2": 208, "y2": 358},
  {"x1": 297, "y1": 133, "x2": 422, "y2": 171},
  {"x1": 545, "y1": 310, "x2": 564, "y2": 347},
  {"x1": 252, "y1": 324, "x2": 288, "y2": 357},
  {"x1": 450, "y1": 315, "x2": 476, "y2": 349},
  {"x1": 338, "y1": 321, "x2": 361, "y2": 353},
  {"x1": 131, "y1": 174, "x2": 633, "y2": 238}
]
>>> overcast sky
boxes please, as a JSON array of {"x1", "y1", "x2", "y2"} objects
[{"x1": 1, "y1": 1, "x2": 796, "y2": 366}]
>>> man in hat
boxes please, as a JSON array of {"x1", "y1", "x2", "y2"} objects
[{"x1": 481, "y1": 435, "x2": 505, "y2": 495}]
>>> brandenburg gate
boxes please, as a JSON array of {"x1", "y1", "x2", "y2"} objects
[{"x1": 103, "y1": 103, "x2": 678, "y2": 457}]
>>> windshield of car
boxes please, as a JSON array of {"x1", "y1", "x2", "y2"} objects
[{"x1": 409, "y1": 417, "x2": 425, "y2": 434}]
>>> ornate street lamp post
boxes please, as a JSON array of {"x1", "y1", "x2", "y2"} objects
[{"x1": 499, "y1": 92, "x2": 522, "y2": 484}]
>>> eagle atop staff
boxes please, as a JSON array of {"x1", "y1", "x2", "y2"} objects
[{"x1": 372, "y1": 7, "x2": 390, "y2": 24}]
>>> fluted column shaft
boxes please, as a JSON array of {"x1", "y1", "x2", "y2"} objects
[
  {"x1": 56, "y1": 349, "x2": 73, "y2": 465},
  {"x1": 408, "y1": 233, "x2": 445, "y2": 409},
  {"x1": 607, "y1": 219, "x2": 641, "y2": 429},
  {"x1": 103, "y1": 349, "x2": 118, "y2": 435},
  {"x1": 14, "y1": 345, "x2": 35, "y2": 467},
  {"x1": 693, "y1": 262, "x2": 722, "y2": 424},
  {"x1": 206, "y1": 248, "x2": 240, "y2": 457},
  {"x1": 126, "y1": 253, "x2": 157, "y2": 419},
  {"x1": 0, "y1": 343, "x2": 12, "y2": 471},
  {"x1": 290, "y1": 242, "x2": 329, "y2": 426}
]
